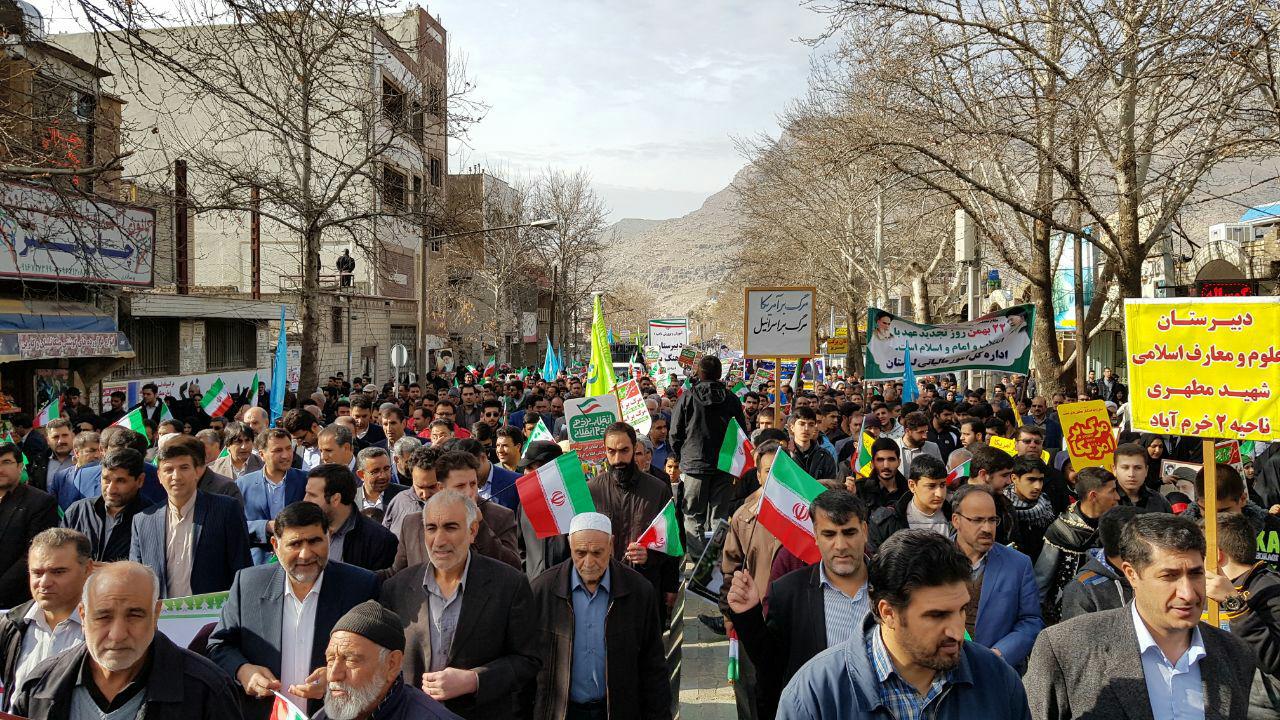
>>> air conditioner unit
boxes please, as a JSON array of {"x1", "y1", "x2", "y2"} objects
[{"x1": 1209, "y1": 223, "x2": 1250, "y2": 245}]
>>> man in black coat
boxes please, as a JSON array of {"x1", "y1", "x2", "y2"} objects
[
  {"x1": 726, "y1": 489, "x2": 871, "y2": 719},
  {"x1": 0, "y1": 442, "x2": 59, "y2": 608},
  {"x1": 63, "y1": 448, "x2": 150, "y2": 562},
  {"x1": 669, "y1": 355, "x2": 748, "y2": 557},
  {"x1": 303, "y1": 464, "x2": 399, "y2": 573}
]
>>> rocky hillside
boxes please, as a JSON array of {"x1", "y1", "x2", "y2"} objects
[{"x1": 602, "y1": 168, "x2": 748, "y2": 314}]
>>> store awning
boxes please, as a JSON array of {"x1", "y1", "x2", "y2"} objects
[{"x1": 0, "y1": 300, "x2": 134, "y2": 363}]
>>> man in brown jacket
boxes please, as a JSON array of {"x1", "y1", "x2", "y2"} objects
[{"x1": 529, "y1": 512, "x2": 670, "y2": 720}]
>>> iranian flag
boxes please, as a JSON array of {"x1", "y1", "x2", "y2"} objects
[
  {"x1": 755, "y1": 450, "x2": 825, "y2": 564},
  {"x1": 248, "y1": 372, "x2": 260, "y2": 407},
  {"x1": 200, "y1": 378, "x2": 234, "y2": 418},
  {"x1": 483, "y1": 355, "x2": 496, "y2": 377},
  {"x1": 522, "y1": 417, "x2": 555, "y2": 452},
  {"x1": 945, "y1": 459, "x2": 971, "y2": 487},
  {"x1": 716, "y1": 418, "x2": 754, "y2": 478},
  {"x1": 34, "y1": 398, "x2": 60, "y2": 427},
  {"x1": 636, "y1": 498, "x2": 683, "y2": 557},
  {"x1": 112, "y1": 407, "x2": 150, "y2": 434},
  {"x1": 731, "y1": 381, "x2": 747, "y2": 399},
  {"x1": 678, "y1": 378, "x2": 691, "y2": 397},
  {"x1": 516, "y1": 451, "x2": 596, "y2": 538},
  {"x1": 270, "y1": 692, "x2": 307, "y2": 720}
]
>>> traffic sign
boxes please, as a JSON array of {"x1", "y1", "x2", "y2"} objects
[{"x1": 390, "y1": 343, "x2": 409, "y2": 369}]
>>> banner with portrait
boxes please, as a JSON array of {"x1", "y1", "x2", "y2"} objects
[{"x1": 863, "y1": 305, "x2": 1036, "y2": 380}]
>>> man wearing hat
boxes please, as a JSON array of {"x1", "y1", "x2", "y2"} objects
[
  {"x1": 516, "y1": 441, "x2": 572, "y2": 579},
  {"x1": 379, "y1": 490, "x2": 539, "y2": 719},
  {"x1": 529, "y1": 512, "x2": 670, "y2": 720},
  {"x1": 313, "y1": 600, "x2": 461, "y2": 720}
]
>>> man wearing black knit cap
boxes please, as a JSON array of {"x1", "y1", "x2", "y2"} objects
[{"x1": 313, "y1": 600, "x2": 461, "y2": 720}]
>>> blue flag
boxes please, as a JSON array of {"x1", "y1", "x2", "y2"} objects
[
  {"x1": 901, "y1": 342, "x2": 919, "y2": 403},
  {"x1": 270, "y1": 305, "x2": 287, "y2": 425},
  {"x1": 541, "y1": 338, "x2": 556, "y2": 379}
]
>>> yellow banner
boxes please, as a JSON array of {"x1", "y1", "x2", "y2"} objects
[
  {"x1": 1125, "y1": 298, "x2": 1280, "y2": 441},
  {"x1": 989, "y1": 435, "x2": 1017, "y2": 455},
  {"x1": 827, "y1": 337, "x2": 849, "y2": 354},
  {"x1": 1057, "y1": 400, "x2": 1116, "y2": 471}
]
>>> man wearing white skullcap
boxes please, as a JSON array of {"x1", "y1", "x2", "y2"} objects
[{"x1": 528, "y1": 510, "x2": 672, "y2": 720}]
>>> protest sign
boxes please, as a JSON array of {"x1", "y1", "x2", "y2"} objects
[
  {"x1": 1058, "y1": 400, "x2": 1117, "y2": 471},
  {"x1": 1214, "y1": 440, "x2": 1244, "y2": 472},
  {"x1": 157, "y1": 591, "x2": 228, "y2": 649},
  {"x1": 863, "y1": 305, "x2": 1035, "y2": 380},
  {"x1": 618, "y1": 379, "x2": 651, "y2": 434},
  {"x1": 1125, "y1": 297, "x2": 1280, "y2": 440},
  {"x1": 989, "y1": 435, "x2": 1017, "y2": 456},
  {"x1": 744, "y1": 287, "x2": 817, "y2": 359},
  {"x1": 677, "y1": 346, "x2": 699, "y2": 368},
  {"x1": 564, "y1": 393, "x2": 621, "y2": 464},
  {"x1": 648, "y1": 318, "x2": 688, "y2": 373}
]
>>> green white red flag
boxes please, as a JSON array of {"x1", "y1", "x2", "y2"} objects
[
  {"x1": 270, "y1": 692, "x2": 307, "y2": 720},
  {"x1": 755, "y1": 449, "x2": 825, "y2": 564},
  {"x1": 113, "y1": 407, "x2": 150, "y2": 434},
  {"x1": 516, "y1": 451, "x2": 596, "y2": 538},
  {"x1": 945, "y1": 459, "x2": 971, "y2": 487},
  {"x1": 522, "y1": 417, "x2": 554, "y2": 452},
  {"x1": 483, "y1": 355, "x2": 496, "y2": 377},
  {"x1": 636, "y1": 498, "x2": 683, "y2": 557},
  {"x1": 716, "y1": 417, "x2": 754, "y2": 477},
  {"x1": 200, "y1": 378, "x2": 234, "y2": 418},
  {"x1": 248, "y1": 372, "x2": 260, "y2": 407},
  {"x1": 34, "y1": 398, "x2": 60, "y2": 427}
]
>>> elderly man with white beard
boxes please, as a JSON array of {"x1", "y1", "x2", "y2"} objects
[{"x1": 312, "y1": 600, "x2": 460, "y2": 720}]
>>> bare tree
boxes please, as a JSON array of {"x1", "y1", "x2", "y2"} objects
[{"x1": 529, "y1": 168, "x2": 608, "y2": 358}]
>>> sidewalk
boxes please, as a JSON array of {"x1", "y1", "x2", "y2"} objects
[{"x1": 678, "y1": 592, "x2": 737, "y2": 719}]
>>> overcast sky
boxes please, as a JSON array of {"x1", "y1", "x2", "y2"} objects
[{"x1": 40, "y1": 0, "x2": 829, "y2": 221}]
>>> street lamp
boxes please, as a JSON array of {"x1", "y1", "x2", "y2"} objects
[{"x1": 417, "y1": 218, "x2": 558, "y2": 376}]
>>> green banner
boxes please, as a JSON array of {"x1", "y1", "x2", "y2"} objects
[{"x1": 863, "y1": 305, "x2": 1036, "y2": 380}]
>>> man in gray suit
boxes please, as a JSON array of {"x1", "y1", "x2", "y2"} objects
[{"x1": 1026, "y1": 513, "x2": 1256, "y2": 720}]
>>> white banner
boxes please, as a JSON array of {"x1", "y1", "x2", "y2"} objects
[{"x1": 648, "y1": 318, "x2": 688, "y2": 374}]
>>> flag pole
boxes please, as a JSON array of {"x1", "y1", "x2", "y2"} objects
[{"x1": 1203, "y1": 438, "x2": 1219, "y2": 628}]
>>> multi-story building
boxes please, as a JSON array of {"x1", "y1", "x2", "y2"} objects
[{"x1": 54, "y1": 5, "x2": 449, "y2": 394}]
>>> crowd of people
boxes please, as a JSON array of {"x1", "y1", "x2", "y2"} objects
[{"x1": 0, "y1": 354, "x2": 1276, "y2": 719}]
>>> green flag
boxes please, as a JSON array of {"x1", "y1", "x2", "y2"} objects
[
  {"x1": 523, "y1": 417, "x2": 555, "y2": 452},
  {"x1": 585, "y1": 294, "x2": 613, "y2": 397}
]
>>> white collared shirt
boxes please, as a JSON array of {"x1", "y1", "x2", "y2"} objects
[
  {"x1": 165, "y1": 493, "x2": 198, "y2": 598},
  {"x1": 299, "y1": 446, "x2": 322, "y2": 471},
  {"x1": 281, "y1": 569, "x2": 325, "y2": 707},
  {"x1": 1131, "y1": 602, "x2": 1206, "y2": 720},
  {"x1": 12, "y1": 604, "x2": 84, "y2": 699},
  {"x1": 478, "y1": 464, "x2": 495, "y2": 501}
]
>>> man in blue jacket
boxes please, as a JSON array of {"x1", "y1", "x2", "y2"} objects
[
  {"x1": 777, "y1": 529, "x2": 1032, "y2": 720},
  {"x1": 950, "y1": 484, "x2": 1044, "y2": 668},
  {"x1": 237, "y1": 428, "x2": 309, "y2": 564}
]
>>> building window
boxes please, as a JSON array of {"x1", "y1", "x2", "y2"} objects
[
  {"x1": 383, "y1": 165, "x2": 407, "y2": 212},
  {"x1": 112, "y1": 317, "x2": 179, "y2": 378},
  {"x1": 412, "y1": 175, "x2": 423, "y2": 213},
  {"x1": 205, "y1": 319, "x2": 257, "y2": 371},
  {"x1": 429, "y1": 156, "x2": 442, "y2": 187},
  {"x1": 411, "y1": 101, "x2": 424, "y2": 143},
  {"x1": 332, "y1": 306, "x2": 344, "y2": 343},
  {"x1": 427, "y1": 82, "x2": 443, "y2": 117},
  {"x1": 382, "y1": 77, "x2": 405, "y2": 125}
]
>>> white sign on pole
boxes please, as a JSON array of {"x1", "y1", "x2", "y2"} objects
[
  {"x1": 390, "y1": 343, "x2": 409, "y2": 368},
  {"x1": 743, "y1": 287, "x2": 818, "y2": 359},
  {"x1": 648, "y1": 318, "x2": 688, "y2": 373}
]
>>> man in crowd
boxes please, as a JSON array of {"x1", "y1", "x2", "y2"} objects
[
  {"x1": 319, "y1": 424, "x2": 358, "y2": 471},
  {"x1": 1114, "y1": 442, "x2": 1173, "y2": 513},
  {"x1": 670, "y1": 355, "x2": 748, "y2": 556},
  {"x1": 950, "y1": 484, "x2": 1043, "y2": 668},
  {"x1": 432, "y1": 450, "x2": 520, "y2": 569},
  {"x1": 1027, "y1": 513, "x2": 1256, "y2": 718},
  {"x1": 383, "y1": 445, "x2": 441, "y2": 541},
  {"x1": 64, "y1": 449, "x2": 150, "y2": 562},
  {"x1": 649, "y1": 414, "x2": 671, "y2": 471},
  {"x1": 529, "y1": 512, "x2": 670, "y2": 720},
  {"x1": 494, "y1": 427, "x2": 524, "y2": 475},
  {"x1": 134, "y1": 383, "x2": 168, "y2": 427},
  {"x1": 208, "y1": 501, "x2": 379, "y2": 719},
  {"x1": 379, "y1": 490, "x2": 540, "y2": 718},
  {"x1": 349, "y1": 395, "x2": 387, "y2": 451},
  {"x1": 727, "y1": 489, "x2": 871, "y2": 719},
  {"x1": 131, "y1": 440, "x2": 252, "y2": 597},
  {"x1": 1005, "y1": 456, "x2": 1056, "y2": 560},
  {"x1": 354, "y1": 446, "x2": 408, "y2": 520},
  {"x1": 11, "y1": 561, "x2": 242, "y2": 717},
  {"x1": 99, "y1": 390, "x2": 128, "y2": 427},
  {"x1": 304, "y1": 464, "x2": 399, "y2": 572},
  {"x1": 1026, "y1": 396, "x2": 1062, "y2": 448},
  {"x1": 244, "y1": 406, "x2": 270, "y2": 436},
  {"x1": 0, "y1": 442, "x2": 59, "y2": 608},
  {"x1": 1034, "y1": 466, "x2": 1120, "y2": 624},
  {"x1": 41, "y1": 418, "x2": 76, "y2": 492},
  {"x1": 454, "y1": 437, "x2": 519, "y2": 511},
  {"x1": 869, "y1": 454, "x2": 952, "y2": 549},
  {"x1": 282, "y1": 409, "x2": 323, "y2": 471},
  {"x1": 433, "y1": 400, "x2": 472, "y2": 439},
  {"x1": 0, "y1": 528, "x2": 93, "y2": 711},
  {"x1": 896, "y1": 411, "x2": 942, "y2": 472},
  {"x1": 777, "y1": 529, "x2": 1031, "y2": 718},
  {"x1": 238, "y1": 428, "x2": 309, "y2": 564},
  {"x1": 167, "y1": 434, "x2": 243, "y2": 504},
  {"x1": 1060, "y1": 506, "x2": 1139, "y2": 621},
  {"x1": 313, "y1": 601, "x2": 462, "y2": 720},
  {"x1": 788, "y1": 407, "x2": 838, "y2": 480},
  {"x1": 211, "y1": 422, "x2": 263, "y2": 479},
  {"x1": 857, "y1": 437, "x2": 906, "y2": 514}
]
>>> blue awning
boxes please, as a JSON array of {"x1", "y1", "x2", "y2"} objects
[
  {"x1": 0, "y1": 300, "x2": 133, "y2": 363},
  {"x1": 1239, "y1": 203, "x2": 1280, "y2": 223}
]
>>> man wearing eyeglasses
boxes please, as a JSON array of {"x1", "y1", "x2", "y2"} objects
[{"x1": 951, "y1": 484, "x2": 1043, "y2": 670}]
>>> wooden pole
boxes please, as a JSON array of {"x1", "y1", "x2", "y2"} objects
[{"x1": 1203, "y1": 438, "x2": 1219, "y2": 628}]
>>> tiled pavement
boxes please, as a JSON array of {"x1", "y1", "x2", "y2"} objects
[{"x1": 676, "y1": 591, "x2": 737, "y2": 719}]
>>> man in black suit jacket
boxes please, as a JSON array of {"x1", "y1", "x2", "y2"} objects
[
  {"x1": 129, "y1": 441, "x2": 252, "y2": 597},
  {"x1": 64, "y1": 448, "x2": 150, "y2": 562},
  {"x1": 303, "y1": 463, "x2": 398, "y2": 572},
  {"x1": 726, "y1": 489, "x2": 871, "y2": 719},
  {"x1": 207, "y1": 501, "x2": 379, "y2": 719},
  {"x1": 379, "y1": 490, "x2": 539, "y2": 719},
  {"x1": 0, "y1": 442, "x2": 59, "y2": 607}
]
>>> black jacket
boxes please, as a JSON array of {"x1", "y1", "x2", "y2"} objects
[
  {"x1": 669, "y1": 380, "x2": 747, "y2": 476},
  {"x1": 1059, "y1": 548, "x2": 1132, "y2": 622},
  {"x1": 11, "y1": 632, "x2": 243, "y2": 720},
  {"x1": 63, "y1": 493, "x2": 151, "y2": 562},
  {"x1": 1033, "y1": 503, "x2": 1101, "y2": 624},
  {"x1": 791, "y1": 443, "x2": 837, "y2": 481},
  {"x1": 529, "y1": 558, "x2": 669, "y2": 720},
  {"x1": 1224, "y1": 562, "x2": 1280, "y2": 718},
  {"x1": 728, "y1": 562, "x2": 849, "y2": 719},
  {"x1": 1117, "y1": 485, "x2": 1173, "y2": 514},
  {"x1": 0, "y1": 600, "x2": 33, "y2": 711},
  {"x1": 868, "y1": 491, "x2": 953, "y2": 551},
  {"x1": 856, "y1": 473, "x2": 907, "y2": 516},
  {"x1": 0, "y1": 484, "x2": 59, "y2": 608},
  {"x1": 340, "y1": 511, "x2": 400, "y2": 573}
]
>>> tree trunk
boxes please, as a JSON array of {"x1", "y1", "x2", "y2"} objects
[
  {"x1": 297, "y1": 224, "x2": 322, "y2": 395},
  {"x1": 909, "y1": 262, "x2": 931, "y2": 324}
]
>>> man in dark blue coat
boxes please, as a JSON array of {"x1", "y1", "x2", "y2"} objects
[
  {"x1": 237, "y1": 428, "x2": 309, "y2": 564},
  {"x1": 208, "y1": 501, "x2": 379, "y2": 719}
]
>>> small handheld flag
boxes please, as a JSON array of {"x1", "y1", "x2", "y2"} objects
[
  {"x1": 636, "y1": 499, "x2": 683, "y2": 557},
  {"x1": 200, "y1": 378, "x2": 234, "y2": 418},
  {"x1": 270, "y1": 691, "x2": 308, "y2": 720},
  {"x1": 755, "y1": 450, "x2": 825, "y2": 564},
  {"x1": 945, "y1": 459, "x2": 971, "y2": 487},
  {"x1": 516, "y1": 451, "x2": 596, "y2": 538},
  {"x1": 34, "y1": 398, "x2": 60, "y2": 427},
  {"x1": 716, "y1": 418, "x2": 754, "y2": 478}
]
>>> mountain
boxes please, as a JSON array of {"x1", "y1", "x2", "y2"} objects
[{"x1": 602, "y1": 167, "x2": 748, "y2": 314}]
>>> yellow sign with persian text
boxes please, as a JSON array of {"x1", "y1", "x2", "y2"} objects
[{"x1": 1125, "y1": 297, "x2": 1280, "y2": 441}]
